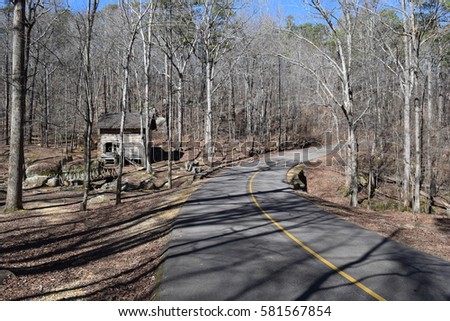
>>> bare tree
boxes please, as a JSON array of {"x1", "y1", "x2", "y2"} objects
[
  {"x1": 4, "y1": 0, "x2": 26, "y2": 212},
  {"x1": 138, "y1": 0, "x2": 156, "y2": 173},
  {"x1": 400, "y1": 0, "x2": 417, "y2": 210},
  {"x1": 374, "y1": 0, "x2": 445, "y2": 212},
  {"x1": 116, "y1": 0, "x2": 151, "y2": 204},
  {"x1": 78, "y1": 0, "x2": 98, "y2": 211},
  {"x1": 2, "y1": 5, "x2": 11, "y2": 146},
  {"x1": 283, "y1": 0, "x2": 363, "y2": 206},
  {"x1": 195, "y1": 0, "x2": 239, "y2": 164}
]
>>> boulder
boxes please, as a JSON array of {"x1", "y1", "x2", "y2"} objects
[
  {"x1": 87, "y1": 194, "x2": 109, "y2": 205},
  {"x1": 61, "y1": 163, "x2": 85, "y2": 184},
  {"x1": 184, "y1": 160, "x2": 201, "y2": 173},
  {"x1": 358, "y1": 173, "x2": 369, "y2": 187},
  {"x1": 99, "y1": 180, "x2": 137, "y2": 191},
  {"x1": 121, "y1": 182, "x2": 138, "y2": 192},
  {"x1": 23, "y1": 176, "x2": 49, "y2": 189},
  {"x1": 46, "y1": 177, "x2": 60, "y2": 187},
  {"x1": 0, "y1": 270, "x2": 15, "y2": 285},
  {"x1": 70, "y1": 180, "x2": 84, "y2": 187},
  {"x1": 140, "y1": 178, "x2": 157, "y2": 190},
  {"x1": 61, "y1": 159, "x2": 105, "y2": 185},
  {"x1": 26, "y1": 161, "x2": 61, "y2": 178},
  {"x1": 154, "y1": 178, "x2": 168, "y2": 189},
  {"x1": 291, "y1": 170, "x2": 308, "y2": 192},
  {"x1": 100, "y1": 181, "x2": 116, "y2": 191}
]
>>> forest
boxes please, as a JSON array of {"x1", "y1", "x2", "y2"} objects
[{"x1": 0, "y1": 0, "x2": 449, "y2": 214}]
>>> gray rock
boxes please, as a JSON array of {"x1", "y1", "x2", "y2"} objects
[
  {"x1": 61, "y1": 159, "x2": 105, "y2": 185},
  {"x1": 0, "y1": 270, "x2": 15, "y2": 285},
  {"x1": 184, "y1": 160, "x2": 201, "y2": 173},
  {"x1": 101, "y1": 181, "x2": 116, "y2": 191},
  {"x1": 23, "y1": 176, "x2": 49, "y2": 189},
  {"x1": 358, "y1": 174, "x2": 369, "y2": 187},
  {"x1": 87, "y1": 194, "x2": 109, "y2": 205},
  {"x1": 140, "y1": 178, "x2": 156, "y2": 190},
  {"x1": 46, "y1": 177, "x2": 60, "y2": 187},
  {"x1": 26, "y1": 162, "x2": 61, "y2": 178},
  {"x1": 121, "y1": 182, "x2": 138, "y2": 192},
  {"x1": 291, "y1": 170, "x2": 308, "y2": 192},
  {"x1": 70, "y1": 179, "x2": 84, "y2": 187},
  {"x1": 100, "y1": 180, "x2": 137, "y2": 192}
]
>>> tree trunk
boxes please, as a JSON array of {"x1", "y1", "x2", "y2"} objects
[
  {"x1": 43, "y1": 66, "x2": 50, "y2": 147},
  {"x1": 402, "y1": 71, "x2": 412, "y2": 209},
  {"x1": 80, "y1": 0, "x2": 98, "y2": 211},
  {"x1": 348, "y1": 121, "x2": 358, "y2": 207},
  {"x1": 205, "y1": 59, "x2": 213, "y2": 164},
  {"x1": 3, "y1": 7, "x2": 11, "y2": 145},
  {"x1": 103, "y1": 72, "x2": 108, "y2": 113},
  {"x1": 115, "y1": 1, "x2": 146, "y2": 202},
  {"x1": 437, "y1": 41, "x2": 444, "y2": 128},
  {"x1": 278, "y1": 56, "x2": 282, "y2": 151},
  {"x1": 401, "y1": 0, "x2": 417, "y2": 210},
  {"x1": 24, "y1": 3, "x2": 37, "y2": 146},
  {"x1": 412, "y1": 96, "x2": 422, "y2": 213},
  {"x1": 426, "y1": 62, "x2": 434, "y2": 213},
  {"x1": 70, "y1": 116, "x2": 76, "y2": 153},
  {"x1": 176, "y1": 74, "x2": 184, "y2": 150},
  {"x1": 142, "y1": 6, "x2": 155, "y2": 173},
  {"x1": 64, "y1": 84, "x2": 69, "y2": 155},
  {"x1": 165, "y1": 55, "x2": 173, "y2": 189},
  {"x1": 115, "y1": 78, "x2": 127, "y2": 205},
  {"x1": 27, "y1": 53, "x2": 39, "y2": 145},
  {"x1": 244, "y1": 74, "x2": 252, "y2": 138},
  {"x1": 81, "y1": 115, "x2": 93, "y2": 210},
  {"x1": 5, "y1": 0, "x2": 26, "y2": 212},
  {"x1": 227, "y1": 71, "x2": 236, "y2": 142},
  {"x1": 4, "y1": 46, "x2": 10, "y2": 146}
]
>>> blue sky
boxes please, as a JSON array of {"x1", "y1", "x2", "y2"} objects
[
  {"x1": 65, "y1": 0, "x2": 313, "y2": 23},
  {"x1": 260, "y1": 0, "x2": 313, "y2": 21}
]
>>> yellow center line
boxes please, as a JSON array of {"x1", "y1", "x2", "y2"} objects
[{"x1": 249, "y1": 171, "x2": 386, "y2": 301}]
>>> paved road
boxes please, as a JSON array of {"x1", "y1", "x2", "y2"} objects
[{"x1": 157, "y1": 147, "x2": 450, "y2": 300}]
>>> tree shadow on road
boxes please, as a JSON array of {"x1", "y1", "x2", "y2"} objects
[{"x1": 158, "y1": 180, "x2": 450, "y2": 301}]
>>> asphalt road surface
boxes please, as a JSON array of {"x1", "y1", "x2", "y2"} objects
[{"x1": 157, "y1": 147, "x2": 450, "y2": 300}]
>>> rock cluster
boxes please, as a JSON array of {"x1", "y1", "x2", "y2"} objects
[
  {"x1": 22, "y1": 158, "x2": 118, "y2": 189},
  {"x1": 23, "y1": 161, "x2": 62, "y2": 189}
]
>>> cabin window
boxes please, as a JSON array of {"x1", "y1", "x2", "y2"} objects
[{"x1": 104, "y1": 142, "x2": 118, "y2": 153}]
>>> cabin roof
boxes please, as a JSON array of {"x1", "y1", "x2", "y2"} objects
[
  {"x1": 97, "y1": 113, "x2": 142, "y2": 130},
  {"x1": 97, "y1": 113, "x2": 165, "y2": 131}
]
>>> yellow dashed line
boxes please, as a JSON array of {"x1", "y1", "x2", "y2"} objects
[{"x1": 249, "y1": 171, "x2": 386, "y2": 301}]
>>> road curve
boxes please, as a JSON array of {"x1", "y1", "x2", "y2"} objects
[{"x1": 157, "y1": 147, "x2": 450, "y2": 300}]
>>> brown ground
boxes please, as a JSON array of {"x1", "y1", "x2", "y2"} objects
[
  {"x1": 0, "y1": 168, "x2": 202, "y2": 301},
  {"x1": 0, "y1": 148, "x2": 449, "y2": 300},
  {"x1": 0, "y1": 144, "x2": 248, "y2": 300}
]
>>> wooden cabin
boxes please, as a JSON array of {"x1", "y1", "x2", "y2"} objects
[{"x1": 97, "y1": 113, "x2": 163, "y2": 165}]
